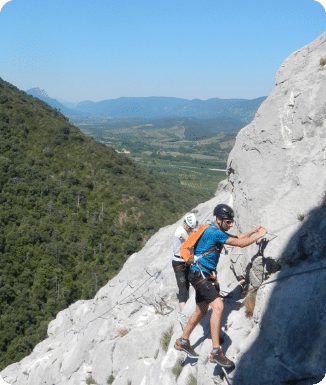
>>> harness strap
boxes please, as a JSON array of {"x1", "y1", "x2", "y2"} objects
[
  {"x1": 197, "y1": 242, "x2": 222, "y2": 276},
  {"x1": 203, "y1": 243, "x2": 222, "y2": 256},
  {"x1": 188, "y1": 243, "x2": 222, "y2": 268},
  {"x1": 192, "y1": 272, "x2": 219, "y2": 291}
]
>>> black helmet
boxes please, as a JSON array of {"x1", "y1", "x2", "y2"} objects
[{"x1": 213, "y1": 204, "x2": 234, "y2": 219}]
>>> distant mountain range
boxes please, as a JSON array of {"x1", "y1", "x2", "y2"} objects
[
  {"x1": 26, "y1": 88, "x2": 266, "y2": 123},
  {"x1": 26, "y1": 88, "x2": 85, "y2": 117}
]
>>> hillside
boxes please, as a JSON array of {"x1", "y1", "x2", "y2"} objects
[{"x1": 0, "y1": 78, "x2": 209, "y2": 368}]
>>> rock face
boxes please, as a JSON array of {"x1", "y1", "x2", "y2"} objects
[
  {"x1": 229, "y1": 31, "x2": 326, "y2": 274},
  {"x1": 3, "y1": 32, "x2": 326, "y2": 385}
]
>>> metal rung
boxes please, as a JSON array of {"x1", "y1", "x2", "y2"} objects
[{"x1": 222, "y1": 367, "x2": 232, "y2": 384}]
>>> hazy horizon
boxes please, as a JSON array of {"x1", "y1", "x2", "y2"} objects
[{"x1": 27, "y1": 87, "x2": 267, "y2": 105}]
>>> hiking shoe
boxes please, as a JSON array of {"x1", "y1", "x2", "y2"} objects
[
  {"x1": 210, "y1": 348, "x2": 235, "y2": 368},
  {"x1": 177, "y1": 311, "x2": 188, "y2": 330},
  {"x1": 174, "y1": 338, "x2": 199, "y2": 358}
]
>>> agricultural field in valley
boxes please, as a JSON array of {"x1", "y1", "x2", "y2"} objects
[{"x1": 72, "y1": 116, "x2": 242, "y2": 200}]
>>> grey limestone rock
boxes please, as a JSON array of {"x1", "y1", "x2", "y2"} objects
[{"x1": 228, "y1": 30, "x2": 326, "y2": 283}]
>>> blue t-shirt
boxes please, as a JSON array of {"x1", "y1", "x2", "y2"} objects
[{"x1": 190, "y1": 223, "x2": 229, "y2": 274}]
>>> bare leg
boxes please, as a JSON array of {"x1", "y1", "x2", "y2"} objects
[
  {"x1": 209, "y1": 297, "x2": 234, "y2": 368},
  {"x1": 182, "y1": 301, "x2": 208, "y2": 340},
  {"x1": 209, "y1": 297, "x2": 224, "y2": 347}
]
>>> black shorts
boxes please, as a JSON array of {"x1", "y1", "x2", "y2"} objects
[
  {"x1": 189, "y1": 270, "x2": 220, "y2": 304},
  {"x1": 172, "y1": 260, "x2": 190, "y2": 303}
]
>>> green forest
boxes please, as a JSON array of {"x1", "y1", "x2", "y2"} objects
[{"x1": 0, "y1": 78, "x2": 210, "y2": 369}]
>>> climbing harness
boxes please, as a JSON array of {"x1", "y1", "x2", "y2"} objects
[
  {"x1": 193, "y1": 247, "x2": 221, "y2": 278},
  {"x1": 192, "y1": 271, "x2": 219, "y2": 292}
]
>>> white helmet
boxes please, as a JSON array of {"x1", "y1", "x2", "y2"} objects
[{"x1": 184, "y1": 213, "x2": 198, "y2": 229}]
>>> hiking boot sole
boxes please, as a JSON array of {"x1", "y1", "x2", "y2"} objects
[
  {"x1": 209, "y1": 358, "x2": 235, "y2": 369},
  {"x1": 174, "y1": 342, "x2": 199, "y2": 358}
]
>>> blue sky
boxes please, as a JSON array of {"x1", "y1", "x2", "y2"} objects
[{"x1": 0, "y1": 0, "x2": 325, "y2": 102}]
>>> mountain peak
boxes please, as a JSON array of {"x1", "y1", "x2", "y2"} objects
[{"x1": 26, "y1": 87, "x2": 48, "y2": 97}]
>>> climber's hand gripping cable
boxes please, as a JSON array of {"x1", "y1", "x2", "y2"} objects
[{"x1": 225, "y1": 226, "x2": 267, "y2": 248}]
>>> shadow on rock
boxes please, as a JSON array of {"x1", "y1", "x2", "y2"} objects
[{"x1": 232, "y1": 196, "x2": 326, "y2": 385}]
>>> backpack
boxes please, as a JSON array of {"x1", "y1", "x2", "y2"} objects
[{"x1": 180, "y1": 224, "x2": 210, "y2": 264}]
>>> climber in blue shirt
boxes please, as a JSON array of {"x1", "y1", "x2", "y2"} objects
[
  {"x1": 175, "y1": 204, "x2": 267, "y2": 369},
  {"x1": 191, "y1": 223, "x2": 230, "y2": 274}
]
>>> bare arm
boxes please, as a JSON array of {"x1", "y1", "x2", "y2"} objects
[
  {"x1": 225, "y1": 227, "x2": 267, "y2": 248},
  {"x1": 237, "y1": 225, "x2": 263, "y2": 239}
]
